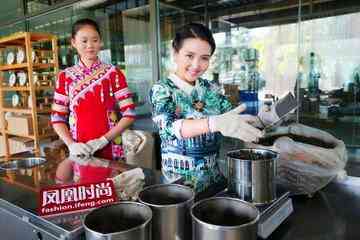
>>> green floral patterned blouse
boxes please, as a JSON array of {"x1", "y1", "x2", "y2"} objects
[{"x1": 150, "y1": 74, "x2": 232, "y2": 192}]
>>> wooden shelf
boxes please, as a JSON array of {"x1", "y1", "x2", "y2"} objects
[
  {"x1": 4, "y1": 130, "x2": 56, "y2": 140},
  {"x1": 0, "y1": 63, "x2": 28, "y2": 71},
  {"x1": 2, "y1": 107, "x2": 51, "y2": 114},
  {"x1": 0, "y1": 32, "x2": 56, "y2": 45},
  {"x1": 34, "y1": 63, "x2": 55, "y2": 69},
  {"x1": 37, "y1": 108, "x2": 51, "y2": 113},
  {"x1": 0, "y1": 31, "x2": 59, "y2": 158},
  {"x1": 34, "y1": 49, "x2": 53, "y2": 53},
  {"x1": 0, "y1": 86, "x2": 53, "y2": 91},
  {"x1": 36, "y1": 86, "x2": 54, "y2": 91},
  {"x1": 1, "y1": 86, "x2": 30, "y2": 91},
  {"x1": 0, "y1": 32, "x2": 27, "y2": 45},
  {"x1": 5, "y1": 130, "x2": 35, "y2": 139},
  {"x1": 3, "y1": 107, "x2": 32, "y2": 114},
  {"x1": 0, "y1": 63, "x2": 55, "y2": 71}
]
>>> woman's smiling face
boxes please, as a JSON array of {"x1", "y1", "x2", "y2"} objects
[{"x1": 174, "y1": 38, "x2": 212, "y2": 85}]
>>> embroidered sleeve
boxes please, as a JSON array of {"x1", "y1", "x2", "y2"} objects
[
  {"x1": 150, "y1": 83, "x2": 179, "y2": 141},
  {"x1": 112, "y1": 68, "x2": 136, "y2": 119},
  {"x1": 51, "y1": 71, "x2": 69, "y2": 124}
]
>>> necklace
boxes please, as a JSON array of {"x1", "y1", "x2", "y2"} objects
[{"x1": 192, "y1": 100, "x2": 205, "y2": 112}]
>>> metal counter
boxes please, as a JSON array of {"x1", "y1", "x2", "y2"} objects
[
  {"x1": 268, "y1": 177, "x2": 360, "y2": 240},
  {"x1": 0, "y1": 155, "x2": 180, "y2": 240},
  {"x1": 0, "y1": 153, "x2": 360, "y2": 240}
]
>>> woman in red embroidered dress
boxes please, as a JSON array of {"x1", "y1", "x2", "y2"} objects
[{"x1": 52, "y1": 19, "x2": 135, "y2": 183}]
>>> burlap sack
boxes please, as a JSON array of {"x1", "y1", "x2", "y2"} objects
[{"x1": 246, "y1": 123, "x2": 347, "y2": 196}]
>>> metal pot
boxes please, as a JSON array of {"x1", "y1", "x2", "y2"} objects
[
  {"x1": 227, "y1": 148, "x2": 278, "y2": 204},
  {"x1": 84, "y1": 202, "x2": 152, "y2": 240},
  {"x1": 139, "y1": 184, "x2": 195, "y2": 240},
  {"x1": 191, "y1": 197, "x2": 260, "y2": 240}
]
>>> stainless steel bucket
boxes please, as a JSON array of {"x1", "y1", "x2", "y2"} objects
[
  {"x1": 227, "y1": 148, "x2": 278, "y2": 204},
  {"x1": 139, "y1": 184, "x2": 195, "y2": 240},
  {"x1": 191, "y1": 197, "x2": 260, "y2": 240},
  {"x1": 84, "y1": 202, "x2": 152, "y2": 240}
]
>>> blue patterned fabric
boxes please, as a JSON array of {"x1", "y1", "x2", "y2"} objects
[{"x1": 150, "y1": 77, "x2": 232, "y2": 192}]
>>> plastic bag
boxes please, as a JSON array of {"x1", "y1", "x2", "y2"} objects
[
  {"x1": 110, "y1": 168, "x2": 145, "y2": 201},
  {"x1": 122, "y1": 130, "x2": 154, "y2": 169},
  {"x1": 246, "y1": 123, "x2": 347, "y2": 196}
]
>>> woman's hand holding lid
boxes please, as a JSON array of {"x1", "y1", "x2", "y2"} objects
[{"x1": 208, "y1": 104, "x2": 264, "y2": 142}]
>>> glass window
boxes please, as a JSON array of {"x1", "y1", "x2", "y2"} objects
[
  {"x1": 159, "y1": 1, "x2": 205, "y2": 81},
  {"x1": 158, "y1": 0, "x2": 299, "y2": 111},
  {"x1": 298, "y1": 1, "x2": 360, "y2": 146},
  {"x1": 1, "y1": 0, "x2": 360, "y2": 148},
  {"x1": 157, "y1": 0, "x2": 360, "y2": 147},
  {"x1": 0, "y1": 21, "x2": 26, "y2": 38},
  {"x1": 26, "y1": 0, "x2": 69, "y2": 15},
  {"x1": 25, "y1": 0, "x2": 152, "y2": 115},
  {"x1": 0, "y1": 0, "x2": 24, "y2": 25}
]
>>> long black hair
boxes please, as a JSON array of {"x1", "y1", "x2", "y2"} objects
[
  {"x1": 71, "y1": 18, "x2": 101, "y2": 38},
  {"x1": 172, "y1": 22, "x2": 216, "y2": 55}
]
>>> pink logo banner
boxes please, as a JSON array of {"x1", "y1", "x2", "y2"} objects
[{"x1": 38, "y1": 180, "x2": 117, "y2": 216}]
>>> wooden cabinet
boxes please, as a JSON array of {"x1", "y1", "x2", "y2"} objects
[{"x1": 0, "y1": 32, "x2": 59, "y2": 158}]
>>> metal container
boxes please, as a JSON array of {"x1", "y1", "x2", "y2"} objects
[
  {"x1": 0, "y1": 157, "x2": 46, "y2": 170},
  {"x1": 191, "y1": 197, "x2": 260, "y2": 240},
  {"x1": 139, "y1": 184, "x2": 195, "y2": 240},
  {"x1": 84, "y1": 202, "x2": 152, "y2": 240},
  {"x1": 227, "y1": 148, "x2": 278, "y2": 204}
]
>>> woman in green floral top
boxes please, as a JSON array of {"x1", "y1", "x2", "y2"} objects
[{"x1": 150, "y1": 23, "x2": 264, "y2": 192}]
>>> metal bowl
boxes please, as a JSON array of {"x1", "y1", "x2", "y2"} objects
[{"x1": 0, "y1": 157, "x2": 47, "y2": 171}]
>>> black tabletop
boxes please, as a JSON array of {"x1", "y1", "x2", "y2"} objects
[{"x1": 268, "y1": 177, "x2": 360, "y2": 240}]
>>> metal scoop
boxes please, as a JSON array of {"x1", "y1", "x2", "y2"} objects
[{"x1": 260, "y1": 92, "x2": 298, "y2": 132}]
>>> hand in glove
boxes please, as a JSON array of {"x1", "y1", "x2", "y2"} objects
[
  {"x1": 86, "y1": 136, "x2": 109, "y2": 154},
  {"x1": 208, "y1": 104, "x2": 264, "y2": 142},
  {"x1": 68, "y1": 142, "x2": 92, "y2": 157}
]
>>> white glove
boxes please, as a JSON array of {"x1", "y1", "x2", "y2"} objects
[
  {"x1": 68, "y1": 142, "x2": 92, "y2": 157},
  {"x1": 257, "y1": 104, "x2": 280, "y2": 127},
  {"x1": 208, "y1": 104, "x2": 264, "y2": 142},
  {"x1": 86, "y1": 136, "x2": 109, "y2": 154}
]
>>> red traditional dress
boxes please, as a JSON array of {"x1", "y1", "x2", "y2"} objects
[{"x1": 51, "y1": 59, "x2": 135, "y2": 182}]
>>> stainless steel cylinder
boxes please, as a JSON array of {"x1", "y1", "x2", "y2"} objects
[
  {"x1": 139, "y1": 184, "x2": 195, "y2": 240},
  {"x1": 227, "y1": 148, "x2": 278, "y2": 204},
  {"x1": 191, "y1": 197, "x2": 260, "y2": 240},
  {"x1": 84, "y1": 202, "x2": 152, "y2": 240}
]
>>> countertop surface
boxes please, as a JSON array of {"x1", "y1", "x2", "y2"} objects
[
  {"x1": 268, "y1": 177, "x2": 360, "y2": 240},
  {"x1": 0, "y1": 155, "x2": 180, "y2": 238},
  {"x1": 0, "y1": 152, "x2": 360, "y2": 239}
]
